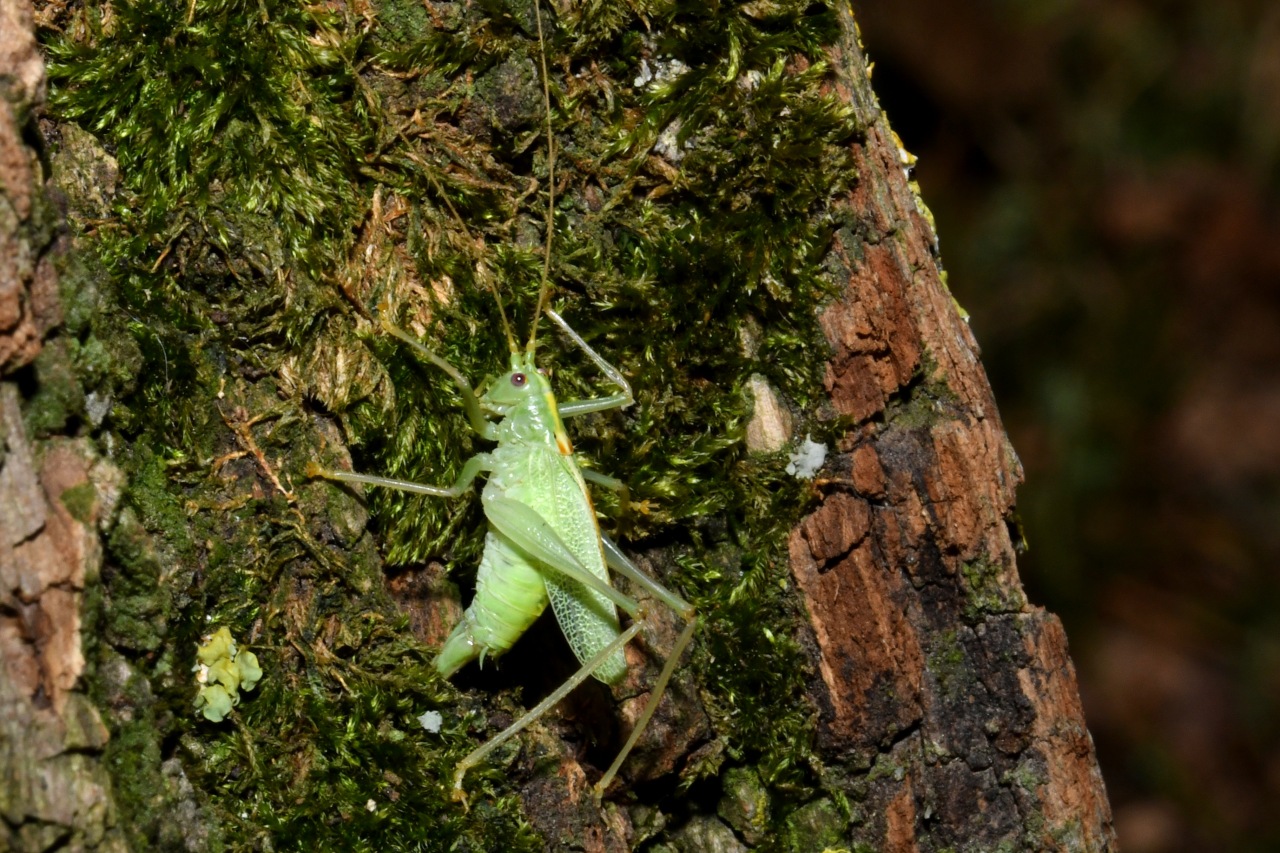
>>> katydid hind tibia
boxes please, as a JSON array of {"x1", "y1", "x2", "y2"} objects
[{"x1": 309, "y1": 307, "x2": 698, "y2": 800}]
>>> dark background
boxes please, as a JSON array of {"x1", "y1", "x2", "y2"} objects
[{"x1": 852, "y1": 1, "x2": 1280, "y2": 851}]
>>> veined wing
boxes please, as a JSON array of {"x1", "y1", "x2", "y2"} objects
[{"x1": 505, "y1": 446, "x2": 626, "y2": 685}]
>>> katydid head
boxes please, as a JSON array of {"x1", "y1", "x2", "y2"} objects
[
  {"x1": 481, "y1": 350, "x2": 572, "y2": 451},
  {"x1": 482, "y1": 352, "x2": 552, "y2": 410}
]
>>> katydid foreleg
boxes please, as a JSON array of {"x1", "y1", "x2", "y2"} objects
[{"x1": 545, "y1": 308, "x2": 633, "y2": 416}]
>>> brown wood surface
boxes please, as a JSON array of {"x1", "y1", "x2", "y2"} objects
[{"x1": 779, "y1": 9, "x2": 1117, "y2": 849}]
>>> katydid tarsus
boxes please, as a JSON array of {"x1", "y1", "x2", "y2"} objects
[{"x1": 309, "y1": 1, "x2": 698, "y2": 802}]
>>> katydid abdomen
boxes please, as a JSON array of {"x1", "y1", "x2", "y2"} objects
[{"x1": 434, "y1": 532, "x2": 547, "y2": 677}]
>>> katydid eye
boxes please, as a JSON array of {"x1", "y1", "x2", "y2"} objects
[{"x1": 511, "y1": 372, "x2": 527, "y2": 387}]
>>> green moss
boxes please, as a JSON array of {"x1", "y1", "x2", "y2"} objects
[
  {"x1": 717, "y1": 765, "x2": 771, "y2": 844},
  {"x1": 865, "y1": 751, "x2": 907, "y2": 784},
  {"x1": 59, "y1": 481, "x2": 97, "y2": 524},
  {"x1": 22, "y1": 337, "x2": 85, "y2": 438},
  {"x1": 883, "y1": 360, "x2": 959, "y2": 431},
  {"x1": 125, "y1": 444, "x2": 199, "y2": 564},
  {"x1": 104, "y1": 717, "x2": 165, "y2": 847},
  {"x1": 101, "y1": 507, "x2": 172, "y2": 652},
  {"x1": 783, "y1": 798, "x2": 846, "y2": 852},
  {"x1": 1003, "y1": 761, "x2": 1048, "y2": 795},
  {"x1": 44, "y1": 0, "x2": 868, "y2": 846},
  {"x1": 88, "y1": 644, "x2": 220, "y2": 851},
  {"x1": 1046, "y1": 817, "x2": 1088, "y2": 850},
  {"x1": 960, "y1": 557, "x2": 1026, "y2": 621},
  {"x1": 928, "y1": 629, "x2": 971, "y2": 701},
  {"x1": 46, "y1": 0, "x2": 367, "y2": 272},
  {"x1": 190, "y1": 623, "x2": 541, "y2": 852},
  {"x1": 367, "y1": 0, "x2": 432, "y2": 52}
]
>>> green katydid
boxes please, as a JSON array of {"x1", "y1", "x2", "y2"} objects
[{"x1": 309, "y1": 1, "x2": 697, "y2": 801}]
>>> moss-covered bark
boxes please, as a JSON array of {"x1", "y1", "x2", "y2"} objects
[
  {"x1": 2, "y1": 0, "x2": 125, "y2": 849},
  {"x1": 9, "y1": 0, "x2": 1115, "y2": 849}
]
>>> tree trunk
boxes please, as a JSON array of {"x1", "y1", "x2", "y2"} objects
[
  {"x1": 787, "y1": 11, "x2": 1116, "y2": 849},
  {"x1": 4, "y1": 0, "x2": 1115, "y2": 850},
  {"x1": 1, "y1": 0, "x2": 126, "y2": 848}
]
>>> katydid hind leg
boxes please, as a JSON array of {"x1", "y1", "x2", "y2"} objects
[
  {"x1": 482, "y1": 495, "x2": 642, "y2": 617},
  {"x1": 450, "y1": 620, "x2": 645, "y2": 803},
  {"x1": 596, "y1": 614, "x2": 699, "y2": 795},
  {"x1": 593, "y1": 534, "x2": 699, "y2": 794}
]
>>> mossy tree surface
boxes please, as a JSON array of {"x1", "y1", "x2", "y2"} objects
[{"x1": 25, "y1": 0, "x2": 1114, "y2": 850}]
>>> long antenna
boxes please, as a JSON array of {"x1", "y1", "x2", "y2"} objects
[{"x1": 527, "y1": 0, "x2": 555, "y2": 354}]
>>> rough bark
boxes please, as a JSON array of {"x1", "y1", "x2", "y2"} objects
[
  {"x1": 0, "y1": 0, "x2": 125, "y2": 847},
  {"x1": 784, "y1": 12, "x2": 1117, "y2": 849},
  {"x1": 11, "y1": 0, "x2": 1115, "y2": 850}
]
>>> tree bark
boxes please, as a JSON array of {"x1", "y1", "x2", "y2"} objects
[
  {"x1": 1, "y1": 0, "x2": 125, "y2": 848},
  {"x1": 786, "y1": 10, "x2": 1116, "y2": 849},
  {"x1": 7, "y1": 0, "x2": 1115, "y2": 850}
]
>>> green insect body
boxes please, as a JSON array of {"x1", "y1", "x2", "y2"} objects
[
  {"x1": 433, "y1": 350, "x2": 626, "y2": 686},
  {"x1": 312, "y1": 312, "x2": 697, "y2": 801}
]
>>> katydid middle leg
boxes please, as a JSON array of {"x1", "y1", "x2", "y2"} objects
[
  {"x1": 580, "y1": 469, "x2": 700, "y2": 793},
  {"x1": 308, "y1": 452, "x2": 492, "y2": 498}
]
